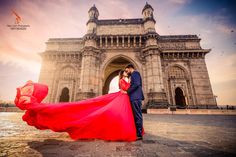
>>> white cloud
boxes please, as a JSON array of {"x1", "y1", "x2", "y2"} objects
[{"x1": 168, "y1": 0, "x2": 191, "y2": 5}]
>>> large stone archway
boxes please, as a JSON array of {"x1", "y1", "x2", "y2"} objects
[
  {"x1": 102, "y1": 56, "x2": 137, "y2": 94},
  {"x1": 39, "y1": 3, "x2": 217, "y2": 109}
]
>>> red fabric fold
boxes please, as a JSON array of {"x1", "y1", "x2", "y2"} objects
[{"x1": 14, "y1": 79, "x2": 144, "y2": 141}]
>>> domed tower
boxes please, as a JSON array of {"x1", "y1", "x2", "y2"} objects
[
  {"x1": 86, "y1": 4, "x2": 99, "y2": 34},
  {"x1": 88, "y1": 4, "x2": 99, "y2": 20},
  {"x1": 85, "y1": 4, "x2": 99, "y2": 46},
  {"x1": 142, "y1": 2, "x2": 156, "y2": 33}
]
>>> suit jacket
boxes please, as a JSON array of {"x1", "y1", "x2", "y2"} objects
[{"x1": 127, "y1": 71, "x2": 144, "y2": 101}]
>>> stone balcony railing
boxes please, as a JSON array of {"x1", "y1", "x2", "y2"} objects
[
  {"x1": 96, "y1": 35, "x2": 146, "y2": 49},
  {"x1": 39, "y1": 51, "x2": 81, "y2": 61}
]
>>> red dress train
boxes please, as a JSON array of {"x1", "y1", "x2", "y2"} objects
[{"x1": 14, "y1": 79, "x2": 143, "y2": 141}]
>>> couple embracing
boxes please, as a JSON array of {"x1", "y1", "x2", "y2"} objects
[{"x1": 15, "y1": 64, "x2": 144, "y2": 141}]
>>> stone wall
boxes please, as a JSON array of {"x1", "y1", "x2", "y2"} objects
[
  {"x1": 189, "y1": 59, "x2": 216, "y2": 108},
  {"x1": 38, "y1": 60, "x2": 57, "y2": 103},
  {"x1": 38, "y1": 4, "x2": 217, "y2": 109},
  {"x1": 97, "y1": 24, "x2": 144, "y2": 35}
]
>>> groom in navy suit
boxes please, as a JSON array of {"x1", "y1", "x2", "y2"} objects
[{"x1": 125, "y1": 64, "x2": 144, "y2": 140}]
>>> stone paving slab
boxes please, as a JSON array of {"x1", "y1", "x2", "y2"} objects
[
  {"x1": 0, "y1": 113, "x2": 236, "y2": 157},
  {"x1": 147, "y1": 109, "x2": 236, "y2": 115}
]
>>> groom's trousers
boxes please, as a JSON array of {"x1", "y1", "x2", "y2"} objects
[{"x1": 130, "y1": 100, "x2": 143, "y2": 137}]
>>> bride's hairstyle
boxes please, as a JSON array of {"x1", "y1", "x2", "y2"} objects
[
  {"x1": 119, "y1": 70, "x2": 125, "y2": 80},
  {"x1": 118, "y1": 70, "x2": 125, "y2": 89}
]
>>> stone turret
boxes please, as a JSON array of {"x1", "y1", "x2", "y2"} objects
[
  {"x1": 142, "y1": 2, "x2": 156, "y2": 33},
  {"x1": 88, "y1": 4, "x2": 99, "y2": 20},
  {"x1": 85, "y1": 5, "x2": 99, "y2": 47},
  {"x1": 86, "y1": 4, "x2": 99, "y2": 34}
]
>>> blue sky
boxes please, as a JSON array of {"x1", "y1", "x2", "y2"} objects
[
  {"x1": 0, "y1": 0, "x2": 235, "y2": 105},
  {"x1": 182, "y1": 0, "x2": 236, "y2": 23}
]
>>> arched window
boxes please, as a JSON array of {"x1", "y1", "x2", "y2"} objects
[
  {"x1": 168, "y1": 66, "x2": 185, "y2": 79},
  {"x1": 60, "y1": 67, "x2": 75, "y2": 80},
  {"x1": 175, "y1": 87, "x2": 186, "y2": 108},
  {"x1": 59, "y1": 87, "x2": 70, "y2": 102}
]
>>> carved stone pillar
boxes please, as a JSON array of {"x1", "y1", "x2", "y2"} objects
[
  {"x1": 105, "y1": 36, "x2": 108, "y2": 47},
  {"x1": 128, "y1": 36, "x2": 130, "y2": 47},
  {"x1": 76, "y1": 33, "x2": 101, "y2": 100},
  {"x1": 142, "y1": 44, "x2": 169, "y2": 108},
  {"x1": 139, "y1": 36, "x2": 142, "y2": 47},
  {"x1": 134, "y1": 36, "x2": 136, "y2": 47},
  {"x1": 77, "y1": 47, "x2": 101, "y2": 100},
  {"x1": 111, "y1": 36, "x2": 113, "y2": 47},
  {"x1": 100, "y1": 36, "x2": 102, "y2": 47},
  {"x1": 122, "y1": 36, "x2": 124, "y2": 47},
  {"x1": 116, "y1": 36, "x2": 119, "y2": 47}
]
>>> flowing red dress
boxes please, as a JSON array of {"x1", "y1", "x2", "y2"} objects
[{"x1": 14, "y1": 79, "x2": 142, "y2": 141}]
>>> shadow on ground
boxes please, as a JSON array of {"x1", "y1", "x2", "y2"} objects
[{"x1": 27, "y1": 133, "x2": 236, "y2": 157}]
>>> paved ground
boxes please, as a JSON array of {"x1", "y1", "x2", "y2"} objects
[{"x1": 0, "y1": 112, "x2": 236, "y2": 157}]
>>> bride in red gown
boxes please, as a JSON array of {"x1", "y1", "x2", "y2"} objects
[{"x1": 14, "y1": 70, "x2": 144, "y2": 141}]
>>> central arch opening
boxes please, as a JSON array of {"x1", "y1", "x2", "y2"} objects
[
  {"x1": 175, "y1": 87, "x2": 186, "y2": 108},
  {"x1": 107, "y1": 71, "x2": 120, "y2": 94},
  {"x1": 103, "y1": 57, "x2": 133, "y2": 94}
]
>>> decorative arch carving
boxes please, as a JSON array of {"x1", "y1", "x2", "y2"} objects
[{"x1": 59, "y1": 66, "x2": 76, "y2": 80}]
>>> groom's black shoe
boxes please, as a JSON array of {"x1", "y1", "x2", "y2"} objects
[{"x1": 136, "y1": 136, "x2": 143, "y2": 140}]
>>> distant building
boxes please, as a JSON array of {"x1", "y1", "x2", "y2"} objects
[{"x1": 39, "y1": 3, "x2": 217, "y2": 109}]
